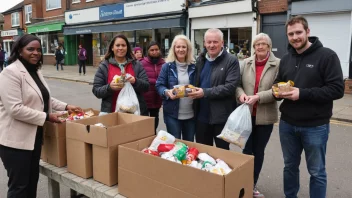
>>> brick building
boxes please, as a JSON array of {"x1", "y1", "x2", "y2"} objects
[{"x1": 1, "y1": 1, "x2": 25, "y2": 55}]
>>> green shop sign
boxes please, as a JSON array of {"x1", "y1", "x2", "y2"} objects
[{"x1": 27, "y1": 22, "x2": 64, "y2": 34}]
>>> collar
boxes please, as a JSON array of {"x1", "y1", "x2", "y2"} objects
[{"x1": 205, "y1": 48, "x2": 224, "y2": 62}]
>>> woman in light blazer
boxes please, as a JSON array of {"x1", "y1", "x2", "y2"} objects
[
  {"x1": 236, "y1": 33, "x2": 280, "y2": 198},
  {"x1": 0, "y1": 34, "x2": 81, "y2": 198}
]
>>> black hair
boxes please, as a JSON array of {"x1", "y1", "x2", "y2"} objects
[
  {"x1": 8, "y1": 34, "x2": 43, "y2": 67},
  {"x1": 104, "y1": 34, "x2": 134, "y2": 60}
]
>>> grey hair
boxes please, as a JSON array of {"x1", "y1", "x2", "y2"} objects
[
  {"x1": 204, "y1": 28, "x2": 224, "y2": 41},
  {"x1": 252, "y1": 33, "x2": 272, "y2": 50}
]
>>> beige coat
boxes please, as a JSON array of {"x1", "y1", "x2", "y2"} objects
[
  {"x1": 0, "y1": 60, "x2": 67, "y2": 150},
  {"x1": 236, "y1": 52, "x2": 280, "y2": 125}
]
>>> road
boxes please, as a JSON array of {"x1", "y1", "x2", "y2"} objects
[{"x1": 0, "y1": 78, "x2": 351, "y2": 198}]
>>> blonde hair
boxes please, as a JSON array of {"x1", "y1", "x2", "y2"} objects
[
  {"x1": 166, "y1": 35, "x2": 195, "y2": 64},
  {"x1": 252, "y1": 33, "x2": 272, "y2": 50}
]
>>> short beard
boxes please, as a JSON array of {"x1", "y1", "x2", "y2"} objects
[{"x1": 293, "y1": 38, "x2": 308, "y2": 51}]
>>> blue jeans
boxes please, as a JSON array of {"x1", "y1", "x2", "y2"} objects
[
  {"x1": 163, "y1": 113, "x2": 195, "y2": 142},
  {"x1": 279, "y1": 119, "x2": 329, "y2": 198}
]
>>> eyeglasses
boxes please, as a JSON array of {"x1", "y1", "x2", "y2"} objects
[{"x1": 254, "y1": 42, "x2": 268, "y2": 47}]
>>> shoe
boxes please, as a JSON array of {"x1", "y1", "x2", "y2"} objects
[{"x1": 253, "y1": 187, "x2": 265, "y2": 198}]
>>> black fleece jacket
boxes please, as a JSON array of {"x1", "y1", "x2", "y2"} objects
[{"x1": 274, "y1": 37, "x2": 344, "y2": 127}]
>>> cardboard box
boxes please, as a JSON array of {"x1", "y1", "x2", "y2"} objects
[
  {"x1": 66, "y1": 112, "x2": 154, "y2": 186},
  {"x1": 118, "y1": 136, "x2": 254, "y2": 198},
  {"x1": 41, "y1": 108, "x2": 99, "y2": 167}
]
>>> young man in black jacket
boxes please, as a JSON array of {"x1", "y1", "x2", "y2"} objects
[
  {"x1": 274, "y1": 16, "x2": 344, "y2": 198},
  {"x1": 188, "y1": 28, "x2": 240, "y2": 150}
]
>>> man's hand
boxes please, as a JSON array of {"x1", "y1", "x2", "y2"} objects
[
  {"x1": 166, "y1": 89, "x2": 177, "y2": 100},
  {"x1": 66, "y1": 105, "x2": 82, "y2": 114},
  {"x1": 188, "y1": 88, "x2": 204, "y2": 99},
  {"x1": 246, "y1": 95, "x2": 260, "y2": 105},
  {"x1": 239, "y1": 93, "x2": 249, "y2": 103},
  {"x1": 281, "y1": 87, "x2": 300, "y2": 101}
]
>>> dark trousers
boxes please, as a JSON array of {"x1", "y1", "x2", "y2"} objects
[
  {"x1": 0, "y1": 129, "x2": 43, "y2": 198},
  {"x1": 0, "y1": 61, "x2": 4, "y2": 72},
  {"x1": 78, "y1": 60, "x2": 86, "y2": 74},
  {"x1": 56, "y1": 60, "x2": 63, "y2": 71},
  {"x1": 147, "y1": 108, "x2": 160, "y2": 133},
  {"x1": 196, "y1": 121, "x2": 229, "y2": 150},
  {"x1": 242, "y1": 116, "x2": 273, "y2": 186}
]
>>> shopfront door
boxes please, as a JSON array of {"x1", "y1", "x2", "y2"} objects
[{"x1": 78, "y1": 34, "x2": 93, "y2": 65}]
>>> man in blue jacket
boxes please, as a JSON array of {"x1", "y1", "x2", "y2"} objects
[
  {"x1": 189, "y1": 28, "x2": 240, "y2": 150},
  {"x1": 274, "y1": 16, "x2": 344, "y2": 198}
]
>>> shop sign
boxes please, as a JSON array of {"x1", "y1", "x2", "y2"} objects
[
  {"x1": 1, "y1": 29, "x2": 18, "y2": 37},
  {"x1": 99, "y1": 3, "x2": 124, "y2": 21},
  {"x1": 65, "y1": 7, "x2": 99, "y2": 25},
  {"x1": 124, "y1": 0, "x2": 185, "y2": 17},
  {"x1": 27, "y1": 23, "x2": 65, "y2": 34}
]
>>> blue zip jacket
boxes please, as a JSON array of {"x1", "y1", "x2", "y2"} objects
[{"x1": 156, "y1": 61, "x2": 195, "y2": 119}]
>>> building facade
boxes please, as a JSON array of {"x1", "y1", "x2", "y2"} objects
[
  {"x1": 64, "y1": 0, "x2": 187, "y2": 66},
  {"x1": 1, "y1": 1, "x2": 25, "y2": 55}
]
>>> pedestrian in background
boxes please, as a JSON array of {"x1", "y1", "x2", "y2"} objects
[
  {"x1": 156, "y1": 35, "x2": 196, "y2": 141},
  {"x1": 188, "y1": 28, "x2": 240, "y2": 150},
  {"x1": 78, "y1": 44, "x2": 87, "y2": 75},
  {"x1": 55, "y1": 45, "x2": 64, "y2": 71},
  {"x1": 0, "y1": 34, "x2": 81, "y2": 198},
  {"x1": 236, "y1": 33, "x2": 280, "y2": 198},
  {"x1": 0, "y1": 44, "x2": 6, "y2": 72},
  {"x1": 274, "y1": 16, "x2": 344, "y2": 198},
  {"x1": 92, "y1": 34, "x2": 149, "y2": 116},
  {"x1": 140, "y1": 41, "x2": 165, "y2": 132},
  {"x1": 133, "y1": 47, "x2": 143, "y2": 60}
]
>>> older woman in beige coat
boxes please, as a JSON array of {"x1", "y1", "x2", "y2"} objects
[
  {"x1": 0, "y1": 34, "x2": 81, "y2": 198},
  {"x1": 236, "y1": 33, "x2": 280, "y2": 198}
]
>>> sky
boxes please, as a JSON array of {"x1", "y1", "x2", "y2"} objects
[{"x1": 0, "y1": 0, "x2": 23, "y2": 13}]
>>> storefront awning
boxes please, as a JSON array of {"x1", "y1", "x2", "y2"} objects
[
  {"x1": 63, "y1": 15, "x2": 186, "y2": 35},
  {"x1": 27, "y1": 22, "x2": 65, "y2": 34}
]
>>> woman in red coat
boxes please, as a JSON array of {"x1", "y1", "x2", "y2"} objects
[{"x1": 140, "y1": 41, "x2": 165, "y2": 132}]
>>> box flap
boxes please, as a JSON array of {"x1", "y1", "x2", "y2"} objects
[
  {"x1": 66, "y1": 121, "x2": 108, "y2": 147},
  {"x1": 119, "y1": 141, "x2": 224, "y2": 198}
]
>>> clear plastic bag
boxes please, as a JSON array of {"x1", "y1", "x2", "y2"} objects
[
  {"x1": 217, "y1": 103, "x2": 252, "y2": 149},
  {"x1": 115, "y1": 82, "x2": 140, "y2": 115}
]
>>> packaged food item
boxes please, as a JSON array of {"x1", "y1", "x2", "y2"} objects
[
  {"x1": 58, "y1": 111, "x2": 69, "y2": 121},
  {"x1": 172, "y1": 84, "x2": 196, "y2": 98},
  {"x1": 84, "y1": 110, "x2": 95, "y2": 118},
  {"x1": 94, "y1": 123, "x2": 106, "y2": 127},
  {"x1": 214, "y1": 159, "x2": 232, "y2": 175},
  {"x1": 157, "y1": 144, "x2": 175, "y2": 153},
  {"x1": 173, "y1": 142, "x2": 188, "y2": 161},
  {"x1": 188, "y1": 161, "x2": 199, "y2": 168},
  {"x1": 272, "y1": 80, "x2": 294, "y2": 96},
  {"x1": 148, "y1": 130, "x2": 176, "y2": 151},
  {"x1": 209, "y1": 167, "x2": 226, "y2": 176},
  {"x1": 142, "y1": 148, "x2": 159, "y2": 157},
  {"x1": 197, "y1": 153, "x2": 216, "y2": 166},
  {"x1": 186, "y1": 147, "x2": 199, "y2": 163}
]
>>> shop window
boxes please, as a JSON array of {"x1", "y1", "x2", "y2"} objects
[
  {"x1": 38, "y1": 32, "x2": 64, "y2": 55},
  {"x1": 155, "y1": 28, "x2": 183, "y2": 57},
  {"x1": 25, "y1": 5, "x2": 32, "y2": 23},
  {"x1": 46, "y1": 0, "x2": 61, "y2": 10},
  {"x1": 229, "y1": 27, "x2": 252, "y2": 60},
  {"x1": 11, "y1": 12, "x2": 20, "y2": 27},
  {"x1": 136, "y1": 30, "x2": 153, "y2": 56},
  {"x1": 100, "y1": 31, "x2": 135, "y2": 56}
]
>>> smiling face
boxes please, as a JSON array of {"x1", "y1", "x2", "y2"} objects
[
  {"x1": 254, "y1": 38, "x2": 269, "y2": 59},
  {"x1": 112, "y1": 38, "x2": 127, "y2": 58},
  {"x1": 20, "y1": 40, "x2": 42, "y2": 65},
  {"x1": 287, "y1": 22, "x2": 310, "y2": 51},
  {"x1": 204, "y1": 32, "x2": 224, "y2": 58},
  {"x1": 174, "y1": 39, "x2": 187, "y2": 62}
]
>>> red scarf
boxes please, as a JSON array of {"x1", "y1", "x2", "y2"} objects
[{"x1": 253, "y1": 52, "x2": 270, "y2": 116}]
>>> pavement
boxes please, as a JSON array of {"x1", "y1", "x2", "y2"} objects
[{"x1": 39, "y1": 64, "x2": 352, "y2": 122}]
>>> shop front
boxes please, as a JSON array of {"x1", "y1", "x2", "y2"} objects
[
  {"x1": 1, "y1": 29, "x2": 23, "y2": 55},
  {"x1": 27, "y1": 21, "x2": 65, "y2": 65},
  {"x1": 64, "y1": 0, "x2": 187, "y2": 66},
  {"x1": 189, "y1": 0, "x2": 256, "y2": 60}
]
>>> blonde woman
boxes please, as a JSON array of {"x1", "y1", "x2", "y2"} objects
[{"x1": 155, "y1": 35, "x2": 196, "y2": 141}]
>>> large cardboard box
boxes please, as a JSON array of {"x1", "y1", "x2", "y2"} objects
[
  {"x1": 66, "y1": 112, "x2": 154, "y2": 186},
  {"x1": 40, "y1": 109, "x2": 99, "y2": 167},
  {"x1": 118, "y1": 136, "x2": 254, "y2": 198}
]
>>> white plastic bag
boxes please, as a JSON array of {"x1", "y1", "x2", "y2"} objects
[
  {"x1": 217, "y1": 103, "x2": 252, "y2": 149},
  {"x1": 115, "y1": 82, "x2": 140, "y2": 115}
]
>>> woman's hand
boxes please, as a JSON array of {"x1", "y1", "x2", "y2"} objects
[
  {"x1": 239, "y1": 93, "x2": 249, "y2": 103},
  {"x1": 125, "y1": 76, "x2": 136, "y2": 84},
  {"x1": 166, "y1": 89, "x2": 177, "y2": 100},
  {"x1": 66, "y1": 105, "x2": 82, "y2": 114},
  {"x1": 246, "y1": 95, "x2": 260, "y2": 105},
  {"x1": 110, "y1": 81, "x2": 123, "y2": 91},
  {"x1": 48, "y1": 113, "x2": 65, "y2": 123}
]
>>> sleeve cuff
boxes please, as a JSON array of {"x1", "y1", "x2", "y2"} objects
[
  {"x1": 299, "y1": 88, "x2": 309, "y2": 100},
  {"x1": 64, "y1": 105, "x2": 68, "y2": 111}
]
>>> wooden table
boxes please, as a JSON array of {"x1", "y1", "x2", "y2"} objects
[{"x1": 39, "y1": 160, "x2": 126, "y2": 198}]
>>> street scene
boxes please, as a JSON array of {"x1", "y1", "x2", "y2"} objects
[{"x1": 0, "y1": 0, "x2": 352, "y2": 198}]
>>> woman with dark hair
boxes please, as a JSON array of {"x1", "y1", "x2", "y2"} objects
[
  {"x1": 0, "y1": 34, "x2": 81, "y2": 198},
  {"x1": 78, "y1": 44, "x2": 87, "y2": 75},
  {"x1": 92, "y1": 34, "x2": 149, "y2": 116}
]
